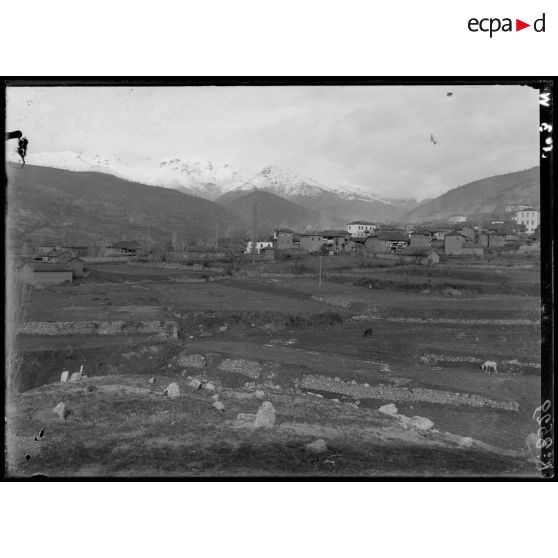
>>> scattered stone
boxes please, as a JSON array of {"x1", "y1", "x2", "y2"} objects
[
  {"x1": 212, "y1": 401, "x2": 225, "y2": 412},
  {"x1": 149, "y1": 377, "x2": 157, "y2": 384},
  {"x1": 351, "y1": 380, "x2": 357, "y2": 385},
  {"x1": 204, "y1": 382, "x2": 216, "y2": 391},
  {"x1": 305, "y1": 439, "x2": 328, "y2": 455},
  {"x1": 199, "y1": 332, "x2": 212, "y2": 337},
  {"x1": 399, "y1": 415, "x2": 434, "y2": 431},
  {"x1": 250, "y1": 323, "x2": 256, "y2": 328},
  {"x1": 177, "y1": 354, "x2": 206, "y2": 368},
  {"x1": 219, "y1": 358, "x2": 262, "y2": 379},
  {"x1": 378, "y1": 403, "x2": 398, "y2": 416},
  {"x1": 188, "y1": 335, "x2": 195, "y2": 339},
  {"x1": 211, "y1": 394, "x2": 220, "y2": 402},
  {"x1": 255, "y1": 390, "x2": 265, "y2": 400},
  {"x1": 354, "y1": 400, "x2": 361, "y2": 406},
  {"x1": 53, "y1": 402, "x2": 67, "y2": 420},
  {"x1": 332, "y1": 398, "x2": 340, "y2": 404},
  {"x1": 254, "y1": 401, "x2": 276, "y2": 429},
  {"x1": 60, "y1": 371, "x2": 69, "y2": 383},
  {"x1": 363, "y1": 383, "x2": 370, "y2": 388},
  {"x1": 420, "y1": 356, "x2": 430, "y2": 364},
  {"x1": 244, "y1": 381, "x2": 256, "y2": 389},
  {"x1": 69, "y1": 372, "x2": 82, "y2": 382},
  {"x1": 334, "y1": 376, "x2": 341, "y2": 382},
  {"x1": 219, "y1": 325, "x2": 229, "y2": 333},
  {"x1": 457, "y1": 436, "x2": 473, "y2": 448},
  {"x1": 188, "y1": 379, "x2": 202, "y2": 390},
  {"x1": 164, "y1": 383, "x2": 180, "y2": 399}
]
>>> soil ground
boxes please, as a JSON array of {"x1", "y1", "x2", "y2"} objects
[{"x1": 6, "y1": 254, "x2": 544, "y2": 477}]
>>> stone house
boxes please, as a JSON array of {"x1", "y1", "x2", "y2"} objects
[
  {"x1": 444, "y1": 232, "x2": 465, "y2": 255},
  {"x1": 366, "y1": 231, "x2": 409, "y2": 253},
  {"x1": 20, "y1": 262, "x2": 74, "y2": 284},
  {"x1": 299, "y1": 233, "x2": 325, "y2": 253},
  {"x1": 274, "y1": 228, "x2": 294, "y2": 250}
]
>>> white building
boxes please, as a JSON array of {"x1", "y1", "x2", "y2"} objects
[
  {"x1": 245, "y1": 241, "x2": 273, "y2": 254},
  {"x1": 347, "y1": 221, "x2": 377, "y2": 237},
  {"x1": 448, "y1": 215, "x2": 467, "y2": 224},
  {"x1": 515, "y1": 209, "x2": 540, "y2": 234}
]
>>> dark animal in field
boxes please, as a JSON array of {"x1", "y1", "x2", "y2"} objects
[{"x1": 362, "y1": 328, "x2": 373, "y2": 339}]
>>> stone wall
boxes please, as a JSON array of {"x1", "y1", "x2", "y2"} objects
[{"x1": 20, "y1": 320, "x2": 178, "y2": 339}]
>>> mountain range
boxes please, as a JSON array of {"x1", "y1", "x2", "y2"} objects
[{"x1": 6, "y1": 151, "x2": 418, "y2": 225}]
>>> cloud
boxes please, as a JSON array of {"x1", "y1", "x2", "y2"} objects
[{"x1": 6, "y1": 84, "x2": 539, "y2": 200}]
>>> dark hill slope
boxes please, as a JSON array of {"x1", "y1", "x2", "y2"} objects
[
  {"x1": 6, "y1": 162, "x2": 243, "y2": 248},
  {"x1": 403, "y1": 167, "x2": 540, "y2": 223}
]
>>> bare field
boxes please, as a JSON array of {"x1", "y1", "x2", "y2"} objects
[{"x1": 7, "y1": 256, "x2": 543, "y2": 477}]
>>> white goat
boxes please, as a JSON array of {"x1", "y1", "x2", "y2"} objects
[{"x1": 481, "y1": 360, "x2": 498, "y2": 373}]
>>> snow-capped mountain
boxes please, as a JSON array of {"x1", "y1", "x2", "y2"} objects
[{"x1": 6, "y1": 150, "x2": 418, "y2": 221}]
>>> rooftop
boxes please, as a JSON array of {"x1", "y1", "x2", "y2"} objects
[{"x1": 348, "y1": 221, "x2": 376, "y2": 226}]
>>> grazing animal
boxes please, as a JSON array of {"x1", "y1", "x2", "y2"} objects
[
  {"x1": 481, "y1": 360, "x2": 497, "y2": 373},
  {"x1": 362, "y1": 328, "x2": 373, "y2": 339}
]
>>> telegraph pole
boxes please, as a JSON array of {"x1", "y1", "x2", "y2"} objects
[
  {"x1": 147, "y1": 222, "x2": 150, "y2": 261},
  {"x1": 318, "y1": 255, "x2": 323, "y2": 289}
]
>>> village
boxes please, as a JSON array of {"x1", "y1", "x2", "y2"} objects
[{"x1": 17, "y1": 207, "x2": 540, "y2": 286}]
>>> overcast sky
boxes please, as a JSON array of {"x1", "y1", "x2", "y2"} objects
[{"x1": 6, "y1": 84, "x2": 540, "y2": 200}]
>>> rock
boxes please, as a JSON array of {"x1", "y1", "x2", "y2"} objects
[
  {"x1": 363, "y1": 383, "x2": 370, "y2": 388},
  {"x1": 53, "y1": 402, "x2": 67, "y2": 420},
  {"x1": 60, "y1": 371, "x2": 69, "y2": 382},
  {"x1": 204, "y1": 382, "x2": 216, "y2": 391},
  {"x1": 219, "y1": 325, "x2": 228, "y2": 333},
  {"x1": 332, "y1": 398, "x2": 340, "y2": 404},
  {"x1": 255, "y1": 390, "x2": 265, "y2": 400},
  {"x1": 420, "y1": 356, "x2": 429, "y2": 364},
  {"x1": 250, "y1": 323, "x2": 256, "y2": 328},
  {"x1": 244, "y1": 381, "x2": 256, "y2": 389},
  {"x1": 211, "y1": 394, "x2": 220, "y2": 402},
  {"x1": 69, "y1": 372, "x2": 82, "y2": 382},
  {"x1": 351, "y1": 380, "x2": 357, "y2": 385},
  {"x1": 458, "y1": 436, "x2": 473, "y2": 448},
  {"x1": 399, "y1": 415, "x2": 434, "y2": 431},
  {"x1": 188, "y1": 335, "x2": 195, "y2": 339},
  {"x1": 164, "y1": 383, "x2": 180, "y2": 399},
  {"x1": 305, "y1": 439, "x2": 328, "y2": 455},
  {"x1": 177, "y1": 353, "x2": 206, "y2": 368},
  {"x1": 378, "y1": 403, "x2": 398, "y2": 416},
  {"x1": 148, "y1": 377, "x2": 157, "y2": 384},
  {"x1": 212, "y1": 401, "x2": 225, "y2": 412},
  {"x1": 334, "y1": 376, "x2": 341, "y2": 382},
  {"x1": 188, "y1": 379, "x2": 202, "y2": 390},
  {"x1": 219, "y1": 358, "x2": 262, "y2": 379},
  {"x1": 254, "y1": 401, "x2": 276, "y2": 429}
]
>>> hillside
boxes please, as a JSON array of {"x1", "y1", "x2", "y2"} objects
[
  {"x1": 219, "y1": 190, "x2": 324, "y2": 235},
  {"x1": 403, "y1": 167, "x2": 540, "y2": 223},
  {"x1": 6, "y1": 162, "x2": 244, "y2": 249}
]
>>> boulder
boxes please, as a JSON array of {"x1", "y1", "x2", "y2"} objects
[
  {"x1": 53, "y1": 402, "x2": 67, "y2": 420},
  {"x1": 219, "y1": 325, "x2": 229, "y2": 333},
  {"x1": 148, "y1": 377, "x2": 157, "y2": 384},
  {"x1": 219, "y1": 359, "x2": 262, "y2": 379},
  {"x1": 254, "y1": 401, "x2": 276, "y2": 429},
  {"x1": 60, "y1": 371, "x2": 69, "y2": 383},
  {"x1": 69, "y1": 372, "x2": 82, "y2": 382},
  {"x1": 164, "y1": 383, "x2": 180, "y2": 399},
  {"x1": 305, "y1": 439, "x2": 328, "y2": 455},
  {"x1": 378, "y1": 403, "x2": 398, "y2": 416},
  {"x1": 334, "y1": 376, "x2": 341, "y2": 382},
  {"x1": 255, "y1": 390, "x2": 265, "y2": 400},
  {"x1": 211, "y1": 394, "x2": 220, "y2": 402},
  {"x1": 188, "y1": 379, "x2": 202, "y2": 390},
  {"x1": 212, "y1": 401, "x2": 225, "y2": 412},
  {"x1": 458, "y1": 436, "x2": 473, "y2": 448},
  {"x1": 399, "y1": 415, "x2": 434, "y2": 431},
  {"x1": 177, "y1": 354, "x2": 206, "y2": 368},
  {"x1": 203, "y1": 382, "x2": 216, "y2": 391}
]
